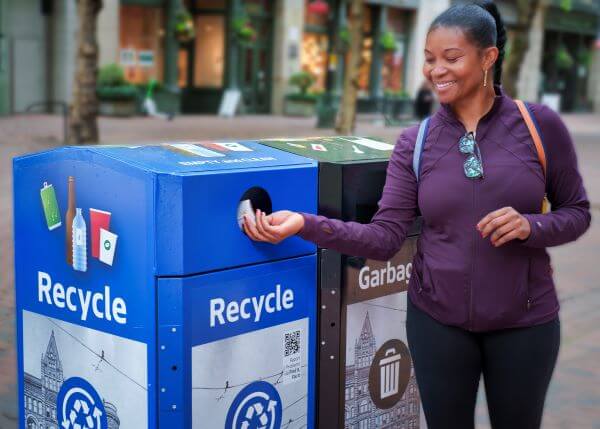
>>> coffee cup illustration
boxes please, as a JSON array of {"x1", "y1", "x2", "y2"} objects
[{"x1": 99, "y1": 228, "x2": 118, "y2": 266}]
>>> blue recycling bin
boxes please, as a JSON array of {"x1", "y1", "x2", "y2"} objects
[{"x1": 13, "y1": 142, "x2": 318, "y2": 428}]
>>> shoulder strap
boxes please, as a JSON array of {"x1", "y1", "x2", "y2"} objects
[
  {"x1": 514, "y1": 99, "x2": 547, "y2": 179},
  {"x1": 412, "y1": 117, "x2": 431, "y2": 181}
]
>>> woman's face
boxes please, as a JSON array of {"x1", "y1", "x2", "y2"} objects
[{"x1": 423, "y1": 26, "x2": 497, "y2": 104}]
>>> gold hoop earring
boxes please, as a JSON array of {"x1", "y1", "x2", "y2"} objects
[{"x1": 483, "y1": 69, "x2": 488, "y2": 87}]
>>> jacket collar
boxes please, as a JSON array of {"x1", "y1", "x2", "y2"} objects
[{"x1": 437, "y1": 84, "x2": 507, "y2": 129}]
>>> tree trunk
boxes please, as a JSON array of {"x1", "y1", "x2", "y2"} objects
[
  {"x1": 335, "y1": 0, "x2": 364, "y2": 135},
  {"x1": 69, "y1": 0, "x2": 103, "y2": 144},
  {"x1": 502, "y1": 0, "x2": 541, "y2": 98}
]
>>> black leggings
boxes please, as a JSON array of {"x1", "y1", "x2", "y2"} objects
[{"x1": 406, "y1": 298, "x2": 560, "y2": 429}]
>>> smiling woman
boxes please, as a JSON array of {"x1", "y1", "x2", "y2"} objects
[{"x1": 243, "y1": 2, "x2": 591, "y2": 428}]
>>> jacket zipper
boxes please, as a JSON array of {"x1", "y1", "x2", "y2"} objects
[
  {"x1": 468, "y1": 127, "x2": 481, "y2": 331},
  {"x1": 469, "y1": 178, "x2": 476, "y2": 330},
  {"x1": 526, "y1": 258, "x2": 532, "y2": 310}
]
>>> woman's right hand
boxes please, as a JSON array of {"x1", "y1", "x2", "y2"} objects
[{"x1": 243, "y1": 209, "x2": 305, "y2": 244}]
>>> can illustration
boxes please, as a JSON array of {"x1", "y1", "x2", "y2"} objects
[{"x1": 40, "y1": 182, "x2": 61, "y2": 230}]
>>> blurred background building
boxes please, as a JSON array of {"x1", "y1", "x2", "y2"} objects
[{"x1": 0, "y1": 0, "x2": 599, "y2": 116}]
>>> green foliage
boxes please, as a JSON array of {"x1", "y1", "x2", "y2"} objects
[
  {"x1": 98, "y1": 63, "x2": 127, "y2": 87},
  {"x1": 233, "y1": 16, "x2": 257, "y2": 45},
  {"x1": 559, "y1": 0, "x2": 572, "y2": 11},
  {"x1": 175, "y1": 10, "x2": 195, "y2": 42},
  {"x1": 338, "y1": 26, "x2": 350, "y2": 51},
  {"x1": 97, "y1": 64, "x2": 137, "y2": 100},
  {"x1": 289, "y1": 71, "x2": 316, "y2": 95},
  {"x1": 556, "y1": 45, "x2": 574, "y2": 70},
  {"x1": 380, "y1": 31, "x2": 396, "y2": 52}
]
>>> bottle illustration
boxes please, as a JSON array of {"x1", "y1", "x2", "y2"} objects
[
  {"x1": 65, "y1": 176, "x2": 76, "y2": 265},
  {"x1": 72, "y1": 208, "x2": 87, "y2": 272}
]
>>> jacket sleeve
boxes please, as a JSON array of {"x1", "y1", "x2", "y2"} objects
[
  {"x1": 297, "y1": 129, "x2": 419, "y2": 260},
  {"x1": 521, "y1": 104, "x2": 591, "y2": 248}
]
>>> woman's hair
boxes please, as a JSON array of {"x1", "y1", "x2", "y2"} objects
[{"x1": 428, "y1": 1, "x2": 507, "y2": 85}]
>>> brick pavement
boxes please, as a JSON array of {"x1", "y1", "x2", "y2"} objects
[{"x1": 0, "y1": 113, "x2": 599, "y2": 428}]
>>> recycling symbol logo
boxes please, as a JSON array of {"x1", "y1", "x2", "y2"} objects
[
  {"x1": 225, "y1": 381, "x2": 282, "y2": 429},
  {"x1": 56, "y1": 377, "x2": 108, "y2": 429}
]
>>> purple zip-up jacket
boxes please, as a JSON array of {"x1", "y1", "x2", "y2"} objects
[{"x1": 299, "y1": 85, "x2": 591, "y2": 332}]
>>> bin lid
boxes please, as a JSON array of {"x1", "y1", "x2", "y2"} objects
[
  {"x1": 258, "y1": 136, "x2": 395, "y2": 163},
  {"x1": 88, "y1": 141, "x2": 314, "y2": 174}
]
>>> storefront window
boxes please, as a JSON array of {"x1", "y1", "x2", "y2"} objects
[
  {"x1": 357, "y1": 37, "x2": 372, "y2": 96},
  {"x1": 119, "y1": 5, "x2": 165, "y2": 84},
  {"x1": 178, "y1": 49, "x2": 189, "y2": 88},
  {"x1": 194, "y1": 15, "x2": 225, "y2": 87},
  {"x1": 381, "y1": 39, "x2": 405, "y2": 92},
  {"x1": 356, "y1": 6, "x2": 372, "y2": 97},
  {"x1": 301, "y1": 33, "x2": 328, "y2": 92},
  {"x1": 301, "y1": 0, "x2": 330, "y2": 92},
  {"x1": 381, "y1": 7, "x2": 408, "y2": 93}
]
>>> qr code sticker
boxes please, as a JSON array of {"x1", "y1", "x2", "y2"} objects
[{"x1": 284, "y1": 330, "x2": 301, "y2": 356}]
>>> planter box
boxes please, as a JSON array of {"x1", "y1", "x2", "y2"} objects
[
  {"x1": 284, "y1": 95, "x2": 319, "y2": 117},
  {"x1": 98, "y1": 98, "x2": 138, "y2": 117}
]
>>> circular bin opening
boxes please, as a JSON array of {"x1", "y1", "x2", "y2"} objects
[{"x1": 237, "y1": 187, "x2": 272, "y2": 231}]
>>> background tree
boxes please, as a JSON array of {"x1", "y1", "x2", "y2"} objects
[
  {"x1": 335, "y1": 0, "x2": 364, "y2": 135},
  {"x1": 502, "y1": 0, "x2": 541, "y2": 97},
  {"x1": 69, "y1": 0, "x2": 103, "y2": 144}
]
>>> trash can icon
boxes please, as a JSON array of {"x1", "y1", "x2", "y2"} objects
[{"x1": 380, "y1": 348, "x2": 401, "y2": 399}]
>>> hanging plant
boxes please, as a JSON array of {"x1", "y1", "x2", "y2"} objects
[
  {"x1": 233, "y1": 16, "x2": 257, "y2": 46},
  {"x1": 555, "y1": 45, "x2": 574, "y2": 70},
  {"x1": 336, "y1": 26, "x2": 350, "y2": 52},
  {"x1": 174, "y1": 10, "x2": 195, "y2": 43},
  {"x1": 379, "y1": 30, "x2": 396, "y2": 52}
]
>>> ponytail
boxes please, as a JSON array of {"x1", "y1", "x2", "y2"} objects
[{"x1": 475, "y1": 1, "x2": 507, "y2": 85}]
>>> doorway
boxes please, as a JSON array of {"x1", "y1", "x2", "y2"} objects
[{"x1": 237, "y1": 3, "x2": 273, "y2": 113}]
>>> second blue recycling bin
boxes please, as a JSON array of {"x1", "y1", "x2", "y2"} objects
[{"x1": 13, "y1": 142, "x2": 318, "y2": 428}]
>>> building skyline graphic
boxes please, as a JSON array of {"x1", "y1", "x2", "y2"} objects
[
  {"x1": 23, "y1": 331, "x2": 120, "y2": 429},
  {"x1": 345, "y1": 312, "x2": 420, "y2": 429}
]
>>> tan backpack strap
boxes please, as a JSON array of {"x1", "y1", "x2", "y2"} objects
[{"x1": 515, "y1": 99, "x2": 547, "y2": 178}]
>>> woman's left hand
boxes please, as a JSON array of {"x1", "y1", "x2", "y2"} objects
[
  {"x1": 243, "y1": 209, "x2": 304, "y2": 244},
  {"x1": 477, "y1": 206, "x2": 531, "y2": 247}
]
